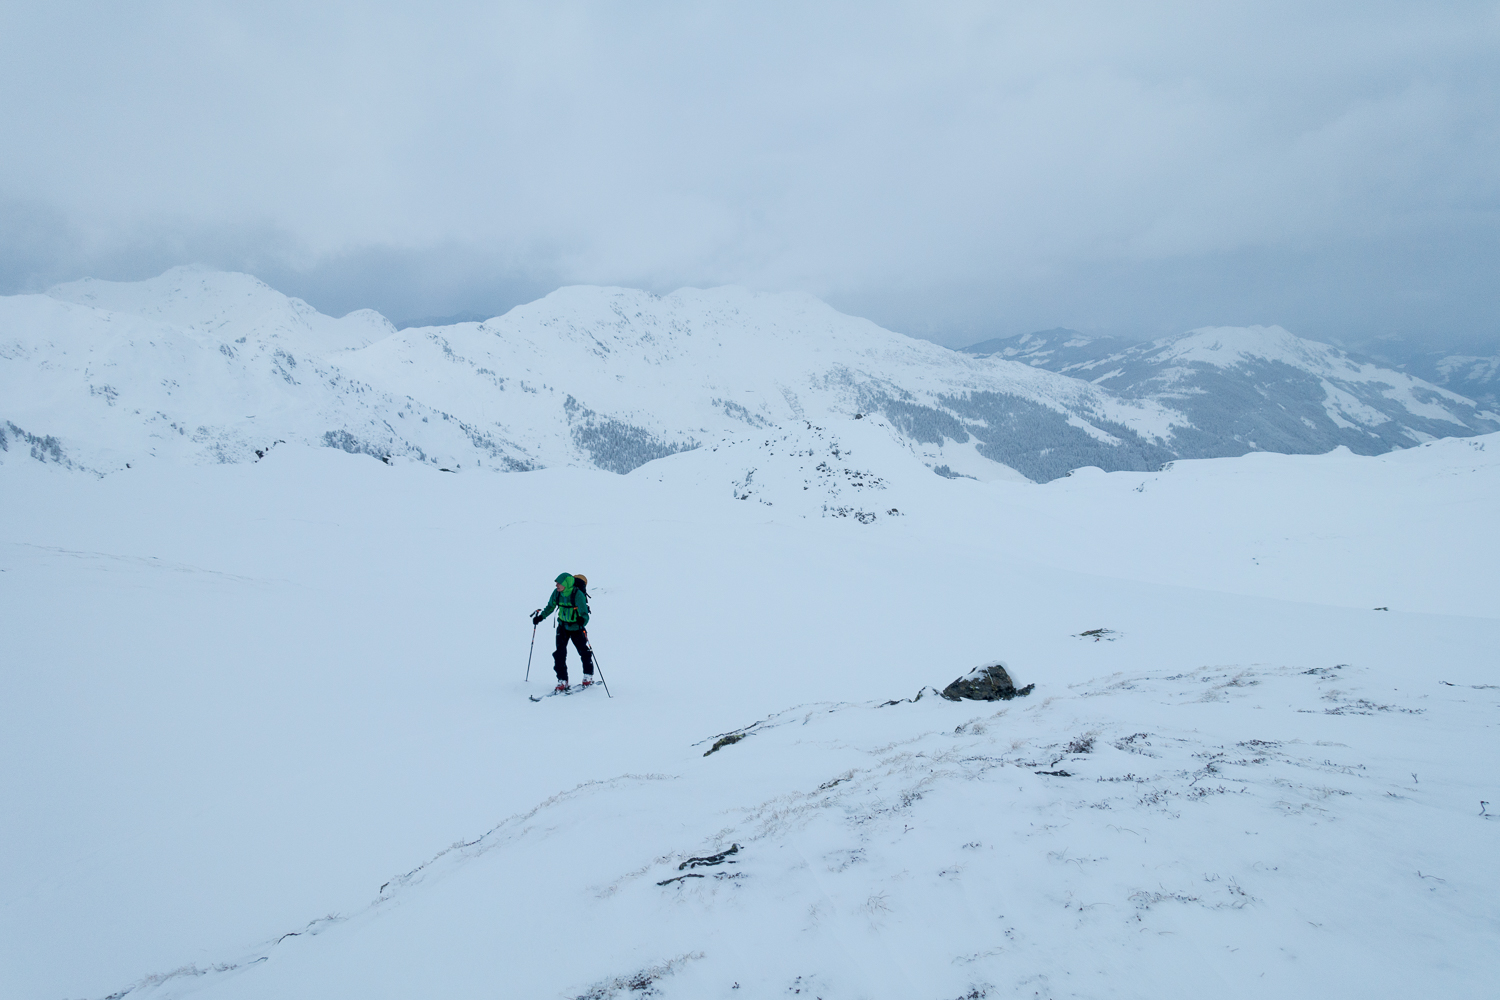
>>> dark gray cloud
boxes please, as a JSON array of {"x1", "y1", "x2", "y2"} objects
[{"x1": 2, "y1": 2, "x2": 1497, "y2": 345}]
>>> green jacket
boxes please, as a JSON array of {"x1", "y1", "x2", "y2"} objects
[{"x1": 539, "y1": 572, "x2": 589, "y2": 630}]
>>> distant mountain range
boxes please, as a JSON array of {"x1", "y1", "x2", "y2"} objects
[
  {"x1": 2, "y1": 267, "x2": 1495, "y2": 482},
  {"x1": 1383, "y1": 350, "x2": 1500, "y2": 413},
  {"x1": 962, "y1": 326, "x2": 1498, "y2": 460},
  {"x1": 394, "y1": 310, "x2": 498, "y2": 330}
]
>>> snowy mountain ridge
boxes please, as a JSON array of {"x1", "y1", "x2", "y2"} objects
[
  {"x1": 3, "y1": 268, "x2": 1174, "y2": 482},
  {"x1": 3, "y1": 267, "x2": 1495, "y2": 487},
  {"x1": 965, "y1": 325, "x2": 1498, "y2": 457},
  {"x1": 48, "y1": 266, "x2": 395, "y2": 353},
  {"x1": 1142, "y1": 324, "x2": 1374, "y2": 372}
]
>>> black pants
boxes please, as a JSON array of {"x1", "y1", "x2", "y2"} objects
[{"x1": 553, "y1": 626, "x2": 594, "y2": 681}]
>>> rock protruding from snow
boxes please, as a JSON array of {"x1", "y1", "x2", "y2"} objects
[{"x1": 940, "y1": 661, "x2": 1034, "y2": 701}]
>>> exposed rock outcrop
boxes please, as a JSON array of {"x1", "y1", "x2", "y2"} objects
[{"x1": 941, "y1": 661, "x2": 1034, "y2": 701}]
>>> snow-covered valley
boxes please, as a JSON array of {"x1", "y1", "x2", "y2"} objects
[{"x1": 3, "y1": 425, "x2": 1496, "y2": 999}]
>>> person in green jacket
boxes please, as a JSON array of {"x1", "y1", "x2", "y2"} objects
[{"x1": 532, "y1": 572, "x2": 594, "y2": 692}]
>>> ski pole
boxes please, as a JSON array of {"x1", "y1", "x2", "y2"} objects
[
  {"x1": 524, "y1": 614, "x2": 539, "y2": 682},
  {"x1": 586, "y1": 639, "x2": 611, "y2": 698}
]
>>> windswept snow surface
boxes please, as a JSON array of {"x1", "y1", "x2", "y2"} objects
[{"x1": 2, "y1": 431, "x2": 1497, "y2": 999}]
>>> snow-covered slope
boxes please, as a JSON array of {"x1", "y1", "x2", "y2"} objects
[
  {"x1": 0, "y1": 269, "x2": 511, "y2": 473},
  {"x1": 965, "y1": 326, "x2": 1499, "y2": 459},
  {"x1": 3, "y1": 431, "x2": 1496, "y2": 999}
]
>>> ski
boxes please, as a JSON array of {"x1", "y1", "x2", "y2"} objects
[{"x1": 528, "y1": 680, "x2": 599, "y2": 702}]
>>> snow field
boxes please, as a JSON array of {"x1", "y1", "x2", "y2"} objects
[{"x1": 2, "y1": 434, "x2": 1497, "y2": 999}]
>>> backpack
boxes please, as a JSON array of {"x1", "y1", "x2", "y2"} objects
[{"x1": 557, "y1": 574, "x2": 590, "y2": 625}]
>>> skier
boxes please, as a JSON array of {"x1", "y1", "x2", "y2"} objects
[{"x1": 532, "y1": 572, "x2": 594, "y2": 693}]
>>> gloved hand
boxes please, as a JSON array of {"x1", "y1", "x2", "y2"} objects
[{"x1": 530, "y1": 611, "x2": 544, "y2": 625}]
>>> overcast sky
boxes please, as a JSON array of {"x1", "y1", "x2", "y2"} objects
[{"x1": 2, "y1": 2, "x2": 1497, "y2": 348}]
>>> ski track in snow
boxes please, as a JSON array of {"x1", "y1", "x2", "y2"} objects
[{"x1": 3, "y1": 542, "x2": 274, "y2": 586}]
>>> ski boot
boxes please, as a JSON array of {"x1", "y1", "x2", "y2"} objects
[{"x1": 553, "y1": 681, "x2": 569, "y2": 694}]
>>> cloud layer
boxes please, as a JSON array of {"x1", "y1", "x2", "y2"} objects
[{"x1": 3, "y1": 2, "x2": 1497, "y2": 345}]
